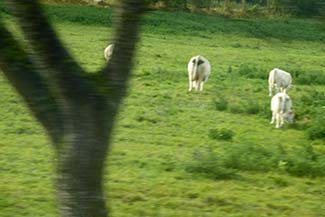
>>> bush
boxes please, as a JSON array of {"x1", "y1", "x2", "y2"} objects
[
  {"x1": 284, "y1": 144, "x2": 325, "y2": 177},
  {"x1": 185, "y1": 147, "x2": 238, "y2": 180},
  {"x1": 209, "y1": 128, "x2": 234, "y2": 141},
  {"x1": 244, "y1": 100, "x2": 261, "y2": 115},
  {"x1": 186, "y1": 143, "x2": 325, "y2": 180},
  {"x1": 301, "y1": 90, "x2": 325, "y2": 107},
  {"x1": 286, "y1": 0, "x2": 320, "y2": 17},
  {"x1": 293, "y1": 70, "x2": 325, "y2": 85},
  {"x1": 223, "y1": 143, "x2": 283, "y2": 172},
  {"x1": 229, "y1": 103, "x2": 246, "y2": 114},
  {"x1": 214, "y1": 97, "x2": 228, "y2": 111},
  {"x1": 237, "y1": 64, "x2": 267, "y2": 80},
  {"x1": 306, "y1": 114, "x2": 325, "y2": 140}
]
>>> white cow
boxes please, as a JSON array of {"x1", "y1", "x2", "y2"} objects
[
  {"x1": 268, "y1": 68, "x2": 292, "y2": 96},
  {"x1": 104, "y1": 44, "x2": 114, "y2": 61},
  {"x1": 188, "y1": 55, "x2": 211, "y2": 91},
  {"x1": 270, "y1": 92, "x2": 294, "y2": 128}
]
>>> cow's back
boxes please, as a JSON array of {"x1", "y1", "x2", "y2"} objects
[
  {"x1": 275, "y1": 69, "x2": 292, "y2": 87},
  {"x1": 196, "y1": 56, "x2": 211, "y2": 81}
]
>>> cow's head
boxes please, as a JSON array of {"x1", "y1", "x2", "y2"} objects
[{"x1": 284, "y1": 110, "x2": 295, "y2": 123}]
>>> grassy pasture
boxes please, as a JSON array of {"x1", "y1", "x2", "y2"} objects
[{"x1": 1, "y1": 4, "x2": 325, "y2": 217}]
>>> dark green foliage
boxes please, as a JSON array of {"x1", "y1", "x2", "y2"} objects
[
  {"x1": 191, "y1": 0, "x2": 213, "y2": 8},
  {"x1": 300, "y1": 90, "x2": 325, "y2": 107},
  {"x1": 243, "y1": 100, "x2": 261, "y2": 114},
  {"x1": 284, "y1": 144, "x2": 325, "y2": 177},
  {"x1": 228, "y1": 103, "x2": 246, "y2": 114},
  {"x1": 2, "y1": 3, "x2": 323, "y2": 41},
  {"x1": 209, "y1": 128, "x2": 234, "y2": 141},
  {"x1": 293, "y1": 70, "x2": 325, "y2": 85},
  {"x1": 228, "y1": 100, "x2": 266, "y2": 116},
  {"x1": 187, "y1": 144, "x2": 325, "y2": 179},
  {"x1": 286, "y1": 0, "x2": 320, "y2": 16},
  {"x1": 223, "y1": 143, "x2": 283, "y2": 172},
  {"x1": 163, "y1": 0, "x2": 187, "y2": 9},
  {"x1": 213, "y1": 97, "x2": 228, "y2": 111},
  {"x1": 185, "y1": 147, "x2": 238, "y2": 180},
  {"x1": 237, "y1": 63, "x2": 267, "y2": 80},
  {"x1": 306, "y1": 113, "x2": 325, "y2": 140}
]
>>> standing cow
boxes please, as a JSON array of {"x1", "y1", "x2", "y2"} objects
[
  {"x1": 270, "y1": 92, "x2": 294, "y2": 128},
  {"x1": 188, "y1": 55, "x2": 211, "y2": 91},
  {"x1": 268, "y1": 68, "x2": 292, "y2": 96}
]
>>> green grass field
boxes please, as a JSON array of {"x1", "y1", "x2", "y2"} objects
[{"x1": 1, "y1": 4, "x2": 325, "y2": 217}]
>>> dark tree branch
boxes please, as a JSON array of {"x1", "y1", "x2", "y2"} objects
[
  {"x1": 0, "y1": 21, "x2": 63, "y2": 144},
  {"x1": 1, "y1": 1, "x2": 147, "y2": 216},
  {"x1": 7, "y1": 0, "x2": 98, "y2": 103},
  {"x1": 100, "y1": 0, "x2": 146, "y2": 102}
]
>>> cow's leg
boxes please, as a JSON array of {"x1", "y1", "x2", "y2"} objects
[
  {"x1": 195, "y1": 81, "x2": 200, "y2": 91},
  {"x1": 270, "y1": 111, "x2": 275, "y2": 124},
  {"x1": 275, "y1": 113, "x2": 281, "y2": 128},
  {"x1": 188, "y1": 79, "x2": 193, "y2": 92},
  {"x1": 199, "y1": 82, "x2": 204, "y2": 91},
  {"x1": 269, "y1": 84, "x2": 273, "y2": 96},
  {"x1": 280, "y1": 111, "x2": 284, "y2": 127}
]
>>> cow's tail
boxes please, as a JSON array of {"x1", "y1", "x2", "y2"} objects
[
  {"x1": 269, "y1": 69, "x2": 276, "y2": 86},
  {"x1": 192, "y1": 56, "x2": 199, "y2": 81},
  {"x1": 268, "y1": 69, "x2": 276, "y2": 96}
]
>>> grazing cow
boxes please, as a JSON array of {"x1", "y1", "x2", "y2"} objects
[
  {"x1": 270, "y1": 92, "x2": 294, "y2": 128},
  {"x1": 268, "y1": 68, "x2": 292, "y2": 96},
  {"x1": 188, "y1": 55, "x2": 211, "y2": 91},
  {"x1": 104, "y1": 44, "x2": 114, "y2": 61}
]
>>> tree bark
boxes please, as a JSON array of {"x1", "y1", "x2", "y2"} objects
[
  {"x1": 241, "y1": 0, "x2": 246, "y2": 12},
  {"x1": 56, "y1": 100, "x2": 111, "y2": 217},
  {"x1": 0, "y1": 0, "x2": 146, "y2": 216},
  {"x1": 224, "y1": 0, "x2": 232, "y2": 13}
]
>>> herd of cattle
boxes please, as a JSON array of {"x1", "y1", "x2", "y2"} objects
[{"x1": 104, "y1": 44, "x2": 294, "y2": 129}]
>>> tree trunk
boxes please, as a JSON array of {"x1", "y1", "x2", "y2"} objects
[
  {"x1": 267, "y1": 0, "x2": 272, "y2": 10},
  {"x1": 241, "y1": 0, "x2": 246, "y2": 12},
  {"x1": 56, "y1": 100, "x2": 111, "y2": 216},
  {"x1": 0, "y1": 1, "x2": 146, "y2": 217},
  {"x1": 183, "y1": 0, "x2": 189, "y2": 11},
  {"x1": 224, "y1": 0, "x2": 231, "y2": 13}
]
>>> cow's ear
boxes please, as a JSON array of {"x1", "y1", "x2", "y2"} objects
[
  {"x1": 192, "y1": 59, "x2": 196, "y2": 64},
  {"x1": 198, "y1": 59, "x2": 204, "y2": 65}
]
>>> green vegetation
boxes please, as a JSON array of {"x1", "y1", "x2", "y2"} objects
[{"x1": 1, "y1": 3, "x2": 325, "y2": 217}]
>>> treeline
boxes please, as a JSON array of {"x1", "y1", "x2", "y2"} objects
[
  {"x1": 147, "y1": 0, "x2": 324, "y2": 16},
  {"x1": 41, "y1": 0, "x2": 324, "y2": 17}
]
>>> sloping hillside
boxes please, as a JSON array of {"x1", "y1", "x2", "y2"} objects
[{"x1": 1, "y1": 4, "x2": 325, "y2": 217}]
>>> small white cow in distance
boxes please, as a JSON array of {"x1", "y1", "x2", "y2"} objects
[
  {"x1": 104, "y1": 44, "x2": 114, "y2": 61},
  {"x1": 268, "y1": 68, "x2": 292, "y2": 96},
  {"x1": 270, "y1": 92, "x2": 294, "y2": 128},
  {"x1": 188, "y1": 55, "x2": 211, "y2": 91}
]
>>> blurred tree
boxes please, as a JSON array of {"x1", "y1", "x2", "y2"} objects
[
  {"x1": 0, "y1": 0, "x2": 146, "y2": 216},
  {"x1": 241, "y1": 0, "x2": 246, "y2": 12},
  {"x1": 224, "y1": 0, "x2": 232, "y2": 12}
]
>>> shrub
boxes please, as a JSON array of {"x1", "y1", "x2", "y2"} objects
[
  {"x1": 283, "y1": 144, "x2": 325, "y2": 177},
  {"x1": 209, "y1": 128, "x2": 234, "y2": 141},
  {"x1": 185, "y1": 147, "x2": 238, "y2": 180},
  {"x1": 229, "y1": 103, "x2": 246, "y2": 114},
  {"x1": 237, "y1": 64, "x2": 267, "y2": 80},
  {"x1": 214, "y1": 97, "x2": 228, "y2": 111},
  {"x1": 244, "y1": 100, "x2": 260, "y2": 115},
  {"x1": 301, "y1": 90, "x2": 325, "y2": 107},
  {"x1": 223, "y1": 143, "x2": 283, "y2": 172},
  {"x1": 306, "y1": 114, "x2": 325, "y2": 140},
  {"x1": 186, "y1": 143, "x2": 325, "y2": 180},
  {"x1": 294, "y1": 71, "x2": 325, "y2": 85}
]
